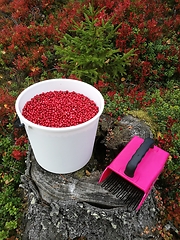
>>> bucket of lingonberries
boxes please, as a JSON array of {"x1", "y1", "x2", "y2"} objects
[{"x1": 15, "y1": 79, "x2": 104, "y2": 174}]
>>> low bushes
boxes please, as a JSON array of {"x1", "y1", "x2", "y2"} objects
[{"x1": 0, "y1": 0, "x2": 180, "y2": 238}]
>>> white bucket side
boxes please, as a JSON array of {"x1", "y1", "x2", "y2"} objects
[{"x1": 15, "y1": 79, "x2": 104, "y2": 173}]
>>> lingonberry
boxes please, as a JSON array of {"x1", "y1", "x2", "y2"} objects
[{"x1": 22, "y1": 90, "x2": 99, "y2": 127}]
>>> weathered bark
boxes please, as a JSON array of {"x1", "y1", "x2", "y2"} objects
[{"x1": 21, "y1": 115, "x2": 163, "y2": 240}]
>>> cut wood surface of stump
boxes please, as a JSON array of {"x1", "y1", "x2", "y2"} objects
[{"x1": 21, "y1": 115, "x2": 164, "y2": 240}]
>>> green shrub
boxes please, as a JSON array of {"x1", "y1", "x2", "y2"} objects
[
  {"x1": 0, "y1": 130, "x2": 26, "y2": 239},
  {"x1": 54, "y1": 4, "x2": 135, "y2": 84},
  {"x1": 139, "y1": 38, "x2": 179, "y2": 84},
  {"x1": 145, "y1": 86, "x2": 180, "y2": 171},
  {"x1": 0, "y1": 88, "x2": 27, "y2": 239}
]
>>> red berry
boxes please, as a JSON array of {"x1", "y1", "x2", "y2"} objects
[{"x1": 22, "y1": 90, "x2": 99, "y2": 128}]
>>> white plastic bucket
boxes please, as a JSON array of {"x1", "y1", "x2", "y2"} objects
[{"x1": 15, "y1": 79, "x2": 104, "y2": 174}]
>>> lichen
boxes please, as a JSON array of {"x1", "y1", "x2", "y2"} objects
[
  {"x1": 127, "y1": 110, "x2": 157, "y2": 137},
  {"x1": 73, "y1": 168, "x2": 85, "y2": 179}
]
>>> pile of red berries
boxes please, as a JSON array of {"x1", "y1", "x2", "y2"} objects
[{"x1": 22, "y1": 90, "x2": 99, "y2": 127}]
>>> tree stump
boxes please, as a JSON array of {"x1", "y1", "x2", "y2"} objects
[{"x1": 21, "y1": 115, "x2": 163, "y2": 240}]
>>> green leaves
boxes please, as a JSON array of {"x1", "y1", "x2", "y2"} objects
[
  {"x1": 0, "y1": 125, "x2": 26, "y2": 238},
  {"x1": 142, "y1": 39, "x2": 179, "y2": 82},
  {"x1": 54, "y1": 4, "x2": 134, "y2": 84}
]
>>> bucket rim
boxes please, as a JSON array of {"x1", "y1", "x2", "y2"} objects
[{"x1": 15, "y1": 78, "x2": 104, "y2": 132}]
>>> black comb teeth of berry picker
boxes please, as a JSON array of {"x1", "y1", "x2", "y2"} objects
[{"x1": 101, "y1": 172, "x2": 144, "y2": 210}]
